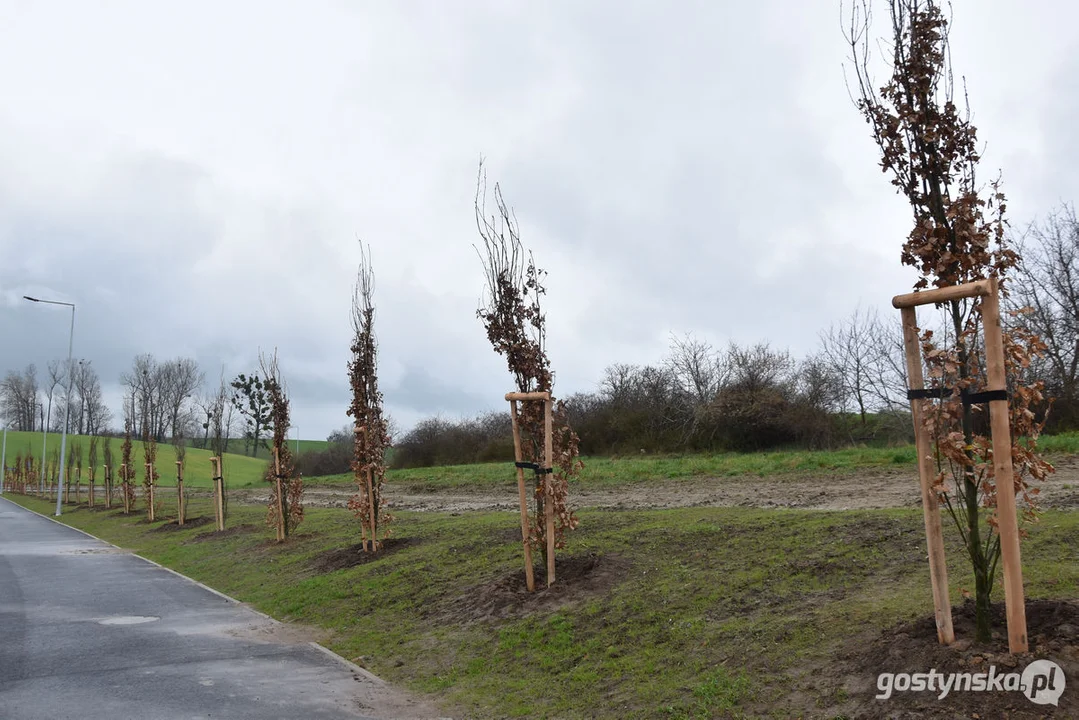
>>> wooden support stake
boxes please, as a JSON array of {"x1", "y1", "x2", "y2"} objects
[
  {"x1": 75, "y1": 466, "x2": 81, "y2": 504},
  {"x1": 505, "y1": 391, "x2": 551, "y2": 402},
  {"x1": 981, "y1": 279, "x2": 1028, "y2": 653},
  {"x1": 508, "y1": 401, "x2": 536, "y2": 592},
  {"x1": 544, "y1": 397, "x2": 555, "y2": 587},
  {"x1": 176, "y1": 461, "x2": 185, "y2": 526},
  {"x1": 104, "y1": 464, "x2": 112, "y2": 509},
  {"x1": 121, "y1": 463, "x2": 130, "y2": 514},
  {"x1": 146, "y1": 463, "x2": 156, "y2": 521},
  {"x1": 211, "y1": 457, "x2": 224, "y2": 531},
  {"x1": 900, "y1": 307, "x2": 955, "y2": 645},
  {"x1": 273, "y1": 446, "x2": 285, "y2": 542},
  {"x1": 892, "y1": 279, "x2": 992, "y2": 309}
]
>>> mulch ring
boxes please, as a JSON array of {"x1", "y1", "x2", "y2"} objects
[
  {"x1": 429, "y1": 551, "x2": 630, "y2": 625},
  {"x1": 187, "y1": 523, "x2": 260, "y2": 542},
  {"x1": 150, "y1": 516, "x2": 213, "y2": 532},
  {"x1": 308, "y1": 538, "x2": 416, "y2": 574},
  {"x1": 833, "y1": 598, "x2": 1079, "y2": 718}
]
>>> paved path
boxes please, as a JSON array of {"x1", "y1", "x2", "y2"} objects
[{"x1": 0, "y1": 497, "x2": 445, "y2": 720}]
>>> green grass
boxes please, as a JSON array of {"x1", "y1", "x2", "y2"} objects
[
  {"x1": 7, "y1": 493, "x2": 1078, "y2": 718},
  {"x1": 0, "y1": 430, "x2": 269, "y2": 488},
  {"x1": 306, "y1": 431, "x2": 1079, "y2": 490},
  {"x1": 315, "y1": 446, "x2": 924, "y2": 490},
  {"x1": 218, "y1": 437, "x2": 330, "y2": 459},
  {"x1": 307, "y1": 447, "x2": 918, "y2": 490},
  {"x1": 1035, "y1": 430, "x2": 1079, "y2": 454}
]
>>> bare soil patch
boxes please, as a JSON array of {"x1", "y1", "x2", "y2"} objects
[
  {"x1": 150, "y1": 515, "x2": 212, "y2": 532},
  {"x1": 308, "y1": 537, "x2": 415, "y2": 574},
  {"x1": 830, "y1": 599, "x2": 1079, "y2": 718},
  {"x1": 236, "y1": 456, "x2": 1079, "y2": 514},
  {"x1": 431, "y1": 551, "x2": 630, "y2": 624}
]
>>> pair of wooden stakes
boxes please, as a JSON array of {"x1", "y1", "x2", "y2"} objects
[
  {"x1": 501, "y1": 280, "x2": 1030, "y2": 652},
  {"x1": 117, "y1": 458, "x2": 227, "y2": 531},
  {"x1": 506, "y1": 391, "x2": 557, "y2": 593},
  {"x1": 894, "y1": 277, "x2": 1028, "y2": 654}
]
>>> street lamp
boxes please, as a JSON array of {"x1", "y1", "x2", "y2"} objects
[{"x1": 24, "y1": 296, "x2": 75, "y2": 517}]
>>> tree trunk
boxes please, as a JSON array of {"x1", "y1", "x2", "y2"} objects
[{"x1": 950, "y1": 299, "x2": 992, "y2": 642}]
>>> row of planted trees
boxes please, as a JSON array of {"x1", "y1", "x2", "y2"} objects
[
  {"x1": 2, "y1": 427, "x2": 186, "y2": 520},
  {"x1": 0, "y1": 0, "x2": 1051, "y2": 652}
]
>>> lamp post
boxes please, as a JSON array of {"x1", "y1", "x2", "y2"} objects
[
  {"x1": 39, "y1": 391, "x2": 53, "y2": 496},
  {"x1": 24, "y1": 296, "x2": 75, "y2": 517}
]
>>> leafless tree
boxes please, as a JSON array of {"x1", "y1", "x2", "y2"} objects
[
  {"x1": 819, "y1": 306, "x2": 909, "y2": 425},
  {"x1": 62, "y1": 360, "x2": 112, "y2": 436},
  {"x1": 161, "y1": 358, "x2": 204, "y2": 440},
  {"x1": 43, "y1": 360, "x2": 64, "y2": 432},
  {"x1": 725, "y1": 342, "x2": 795, "y2": 393},
  {"x1": 1014, "y1": 203, "x2": 1079, "y2": 427},
  {"x1": 0, "y1": 364, "x2": 40, "y2": 431},
  {"x1": 121, "y1": 354, "x2": 158, "y2": 439},
  {"x1": 120, "y1": 354, "x2": 201, "y2": 441},
  {"x1": 664, "y1": 333, "x2": 724, "y2": 404}
]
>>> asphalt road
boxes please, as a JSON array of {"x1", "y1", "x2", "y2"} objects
[{"x1": 0, "y1": 497, "x2": 444, "y2": 720}]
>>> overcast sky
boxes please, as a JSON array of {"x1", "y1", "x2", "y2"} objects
[{"x1": 1, "y1": 1, "x2": 1076, "y2": 439}]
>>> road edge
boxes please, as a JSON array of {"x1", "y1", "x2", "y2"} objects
[{"x1": 0, "y1": 495, "x2": 394, "y2": 689}]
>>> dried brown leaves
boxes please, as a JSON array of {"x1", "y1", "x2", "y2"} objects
[
  {"x1": 346, "y1": 243, "x2": 393, "y2": 548},
  {"x1": 475, "y1": 160, "x2": 581, "y2": 552}
]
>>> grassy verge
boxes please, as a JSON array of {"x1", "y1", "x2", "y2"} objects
[
  {"x1": 7, "y1": 493, "x2": 1078, "y2": 718},
  {"x1": 309, "y1": 447, "x2": 920, "y2": 491}
]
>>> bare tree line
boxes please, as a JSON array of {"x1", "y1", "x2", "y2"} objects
[
  {"x1": 0, "y1": 359, "x2": 113, "y2": 434},
  {"x1": 0, "y1": 353, "x2": 244, "y2": 451},
  {"x1": 120, "y1": 354, "x2": 203, "y2": 442}
]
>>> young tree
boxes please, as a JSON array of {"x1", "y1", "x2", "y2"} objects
[
  {"x1": 847, "y1": 0, "x2": 1051, "y2": 640},
  {"x1": 120, "y1": 420, "x2": 136, "y2": 514},
  {"x1": 173, "y1": 426, "x2": 186, "y2": 525},
  {"x1": 143, "y1": 425, "x2": 159, "y2": 521},
  {"x1": 208, "y1": 372, "x2": 234, "y2": 520},
  {"x1": 475, "y1": 159, "x2": 581, "y2": 568},
  {"x1": 230, "y1": 372, "x2": 273, "y2": 457},
  {"x1": 87, "y1": 434, "x2": 98, "y2": 507},
  {"x1": 346, "y1": 242, "x2": 393, "y2": 551},
  {"x1": 65, "y1": 443, "x2": 77, "y2": 503},
  {"x1": 102, "y1": 434, "x2": 114, "y2": 508},
  {"x1": 260, "y1": 351, "x2": 303, "y2": 538}
]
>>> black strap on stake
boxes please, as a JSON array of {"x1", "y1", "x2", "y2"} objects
[
  {"x1": 907, "y1": 388, "x2": 1009, "y2": 404},
  {"x1": 514, "y1": 461, "x2": 553, "y2": 475}
]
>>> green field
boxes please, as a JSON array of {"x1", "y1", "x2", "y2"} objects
[
  {"x1": 0, "y1": 430, "x2": 268, "y2": 488},
  {"x1": 7, "y1": 493, "x2": 1077, "y2": 718},
  {"x1": 218, "y1": 437, "x2": 330, "y2": 459}
]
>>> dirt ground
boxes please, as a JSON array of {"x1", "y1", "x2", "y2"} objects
[
  {"x1": 828, "y1": 598, "x2": 1079, "y2": 718},
  {"x1": 222, "y1": 455, "x2": 1079, "y2": 513}
]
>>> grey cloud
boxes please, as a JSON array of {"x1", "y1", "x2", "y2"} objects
[{"x1": 1, "y1": 0, "x2": 1076, "y2": 438}]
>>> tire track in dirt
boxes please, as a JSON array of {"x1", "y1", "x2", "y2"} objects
[{"x1": 216, "y1": 456, "x2": 1079, "y2": 513}]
